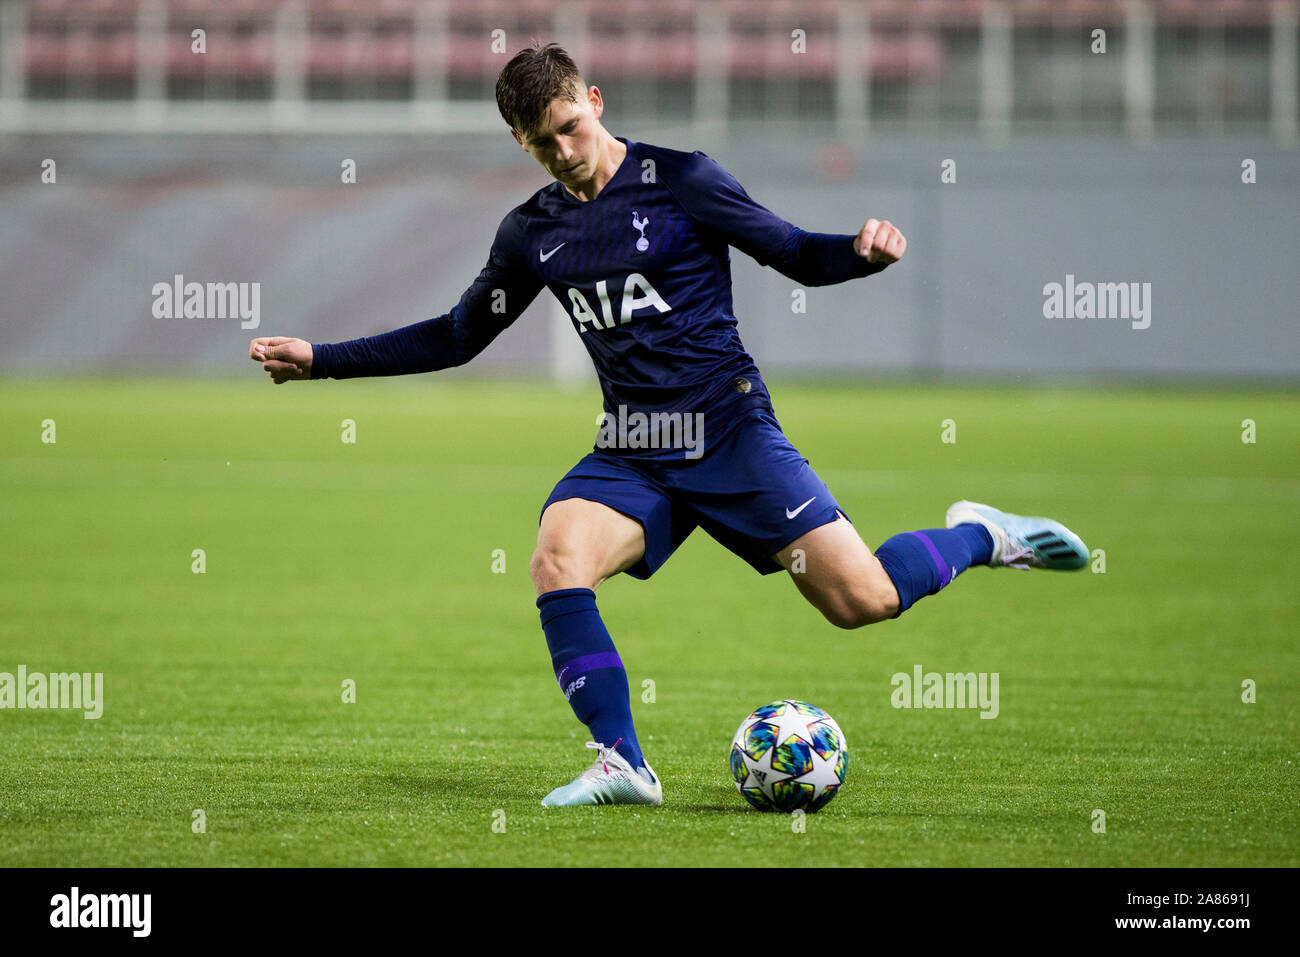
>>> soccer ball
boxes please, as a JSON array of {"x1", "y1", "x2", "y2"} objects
[{"x1": 729, "y1": 700, "x2": 848, "y2": 813}]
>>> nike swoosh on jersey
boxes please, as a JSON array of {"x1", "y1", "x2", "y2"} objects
[
  {"x1": 539, "y1": 242, "x2": 566, "y2": 262},
  {"x1": 785, "y1": 497, "x2": 816, "y2": 519}
]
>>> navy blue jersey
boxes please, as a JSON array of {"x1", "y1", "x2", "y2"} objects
[{"x1": 312, "y1": 137, "x2": 889, "y2": 452}]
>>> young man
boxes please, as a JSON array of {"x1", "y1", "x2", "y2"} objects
[{"x1": 250, "y1": 44, "x2": 1089, "y2": 807}]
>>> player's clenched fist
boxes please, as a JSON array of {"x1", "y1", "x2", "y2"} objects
[
  {"x1": 853, "y1": 218, "x2": 906, "y2": 264},
  {"x1": 249, "y1": 336, "x2": 312, "y2": 384}
]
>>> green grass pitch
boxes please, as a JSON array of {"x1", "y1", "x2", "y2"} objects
[{"x1": 1, "y1": 376, "x2": 1296, "y2": 867}]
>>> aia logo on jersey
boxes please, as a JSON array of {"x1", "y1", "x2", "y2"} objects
[{"x1": 567, "y1": 273, "x2": 671, "y2": 332}]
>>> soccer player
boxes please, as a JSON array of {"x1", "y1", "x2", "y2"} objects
[{"x1": 250, "y1": 43, "x2": 1089, "y2": 807}]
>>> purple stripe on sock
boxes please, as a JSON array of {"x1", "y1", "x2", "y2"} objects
[
  {"x1": 555, "y1": 651, "x2": 625, "y2": 686},
  {"x1": 908, "y1": 531, "x2": 953, "y2": 588}
]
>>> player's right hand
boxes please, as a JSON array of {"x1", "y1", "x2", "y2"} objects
[{"x1": 249, "y1": 336, "x2": 313, "y2": 384}]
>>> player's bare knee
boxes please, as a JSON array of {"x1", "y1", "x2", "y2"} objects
[
  {"x1": 851, "y1": 565, "x2": 902, "y2": 626},
  {"x1": 819, "y1": 603, "x2": 860, "y2": 629},
  {"x1": 822, "y1": 586, "x2": 898, "y2": 629},
  {"x1": 532, "y1": 535, "x2": 610, "y2": 594},
  {"x1": 530, "y1": 542, "x2": 580, "y2": 594},
  {"x1": 819, "y1": 602, "x2": 873, "y2": 630}
]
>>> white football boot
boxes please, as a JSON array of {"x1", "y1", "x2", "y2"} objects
[{"x1": 540, "y1": 740, "x2": 663, "y2": 807}]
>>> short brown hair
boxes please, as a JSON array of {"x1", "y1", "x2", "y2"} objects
[{"x1": 495, "y1": 42, "x2": 585, "y2": 138}]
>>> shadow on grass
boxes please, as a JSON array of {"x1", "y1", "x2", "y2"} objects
[{"x1": 666, "y1": 803, "x2": 752, "y2": 815}]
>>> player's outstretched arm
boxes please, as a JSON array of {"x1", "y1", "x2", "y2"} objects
[
  {"x1": 250, "y1": 336, "x2": 312, "y2": 385},
  {"x1": 853, "y1": 218, "x2": 906, "y2": 265},
  {"x1": 247, "y1": 212, "x2": 542, "y2": 385}
]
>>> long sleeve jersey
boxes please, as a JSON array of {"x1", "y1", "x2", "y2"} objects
[{"x1": 311, "y1": 136, "x2": 890, "y2": 453}]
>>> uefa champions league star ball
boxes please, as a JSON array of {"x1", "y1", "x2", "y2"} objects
[{"x1": 729, "y1": 700, "x2": 848, "y2": 812}]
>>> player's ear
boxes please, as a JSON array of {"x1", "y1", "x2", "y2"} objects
[
  {"x1": 509, "y1": 127, "x2": 523, "y2": 147},
  {"x1": 587, "y1": 85, "x2": 603, "y2": 119}
]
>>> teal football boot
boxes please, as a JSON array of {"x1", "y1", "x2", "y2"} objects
[{"x1": 946, "y1": 500, "x2": 1089, "y2": 570}]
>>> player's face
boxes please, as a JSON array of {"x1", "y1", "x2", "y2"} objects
[{"x1": 513, "y1": 85, "x2": 605, "y2": 183}]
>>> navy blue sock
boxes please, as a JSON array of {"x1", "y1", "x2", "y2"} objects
[
  {"x1": 874, "y1": 525, "x2": 994, "y2": 616},
  {"x1": 537, "y1": 587, "x2": 646, "y2": 770}
]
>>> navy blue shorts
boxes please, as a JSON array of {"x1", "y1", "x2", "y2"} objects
[{"x1": 540, "y1": 406, "x2": 846, "y2": 579}]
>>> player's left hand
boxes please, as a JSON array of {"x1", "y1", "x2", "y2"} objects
[{"x1": 854, "y1": 218, "x2": 906, "y2": 264}]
